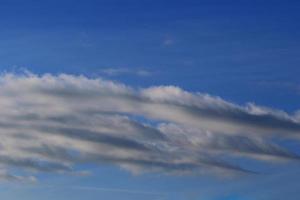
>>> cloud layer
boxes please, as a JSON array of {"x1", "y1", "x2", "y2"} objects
[{"x1": 0, "y1": 72, "x2": 299, "y2": 181}]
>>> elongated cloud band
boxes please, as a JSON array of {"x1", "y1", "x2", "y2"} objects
[{"x1": 0, "y1": 73, "x2": 299, "y2": 181}]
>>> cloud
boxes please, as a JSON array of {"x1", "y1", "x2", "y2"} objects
[
  {"x1": 100, "y1": 68, "x2": 152, "y2": 77},
  {"x1": 0, "y1": 72, "x2": 299, "y2": 181},
  {"x1": 162, "y1": 38, "x2": 174, "y2": 46},
  {"x1": 0, "y1": 169, "x2": 36, "y2": 183}
]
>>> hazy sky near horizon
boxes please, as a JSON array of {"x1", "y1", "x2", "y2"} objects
[{"x1": 0, "y1": 0, "x2": 300, "y2": 200}]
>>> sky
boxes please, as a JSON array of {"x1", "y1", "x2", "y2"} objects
[{"x1": 0, "y1": 0, "x2": 300, "y2": 199}]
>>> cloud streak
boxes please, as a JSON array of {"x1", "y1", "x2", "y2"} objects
[
  {"x1": 100, "y1": 68, "x2": 152, "y2": 77},
  {"x1": 0, "y1": 72, "x2": 299, "y2": 181}
]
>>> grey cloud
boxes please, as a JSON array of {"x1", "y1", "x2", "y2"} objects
[
  {"x1": 0, "y1": 171, "x2": 36, "y2": 182},
  {"x1": 0, "y1": 155, "x2": 71, "y2": 173},
  {"x1": 0, "y1": 73, "x2": 299, "y2": 182},
  {"x1": 38, "y1": 126, "x2": 151, "y2": 151},
  {"x1": 159, "y1": 123, "x2": 300, "y2": 161}
]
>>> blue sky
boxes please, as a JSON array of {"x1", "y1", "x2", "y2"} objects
[{"x1": 0, "y1": 0, "x2": 300, "y2": 200}]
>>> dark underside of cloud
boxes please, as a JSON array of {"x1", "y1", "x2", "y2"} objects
[{"x1": 0, "y1": 72, "x2": 299, "y2": 181}]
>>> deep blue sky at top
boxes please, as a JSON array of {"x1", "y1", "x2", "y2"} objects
[{"x1": 0, "y1": 0, "x2": 299, "y2": 112}]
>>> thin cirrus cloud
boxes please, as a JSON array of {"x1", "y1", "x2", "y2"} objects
[
  {"x1": 0, "y1": 72, "x2": 299, "y2": 182},
  {"x1": 100, "y1": 68, "x2": 152, "y2": 77}
]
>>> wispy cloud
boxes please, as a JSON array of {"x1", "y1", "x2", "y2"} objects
[
  {"x1": 65, "y1": 185, "x2": 165, "y2": 196},
  {"x1": 162, "y1": 38, "x2": 174, "y2": 46},
  {"x1": 162, "y1": 35, "x2": 175, "y2": 46},
  {"x1": 0, "y1": 72, "x2": 299, "y2": 181},
  {"x1": 100, "y1": 68, "x2": 152, "y2": 77},
  {"x1": 256, "y1": 80, "x2": 300, "y2": 95}
]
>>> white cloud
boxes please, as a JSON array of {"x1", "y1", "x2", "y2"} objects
[{"x1": 0, "y1": 72, "x2": 299, "y2": 181}]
